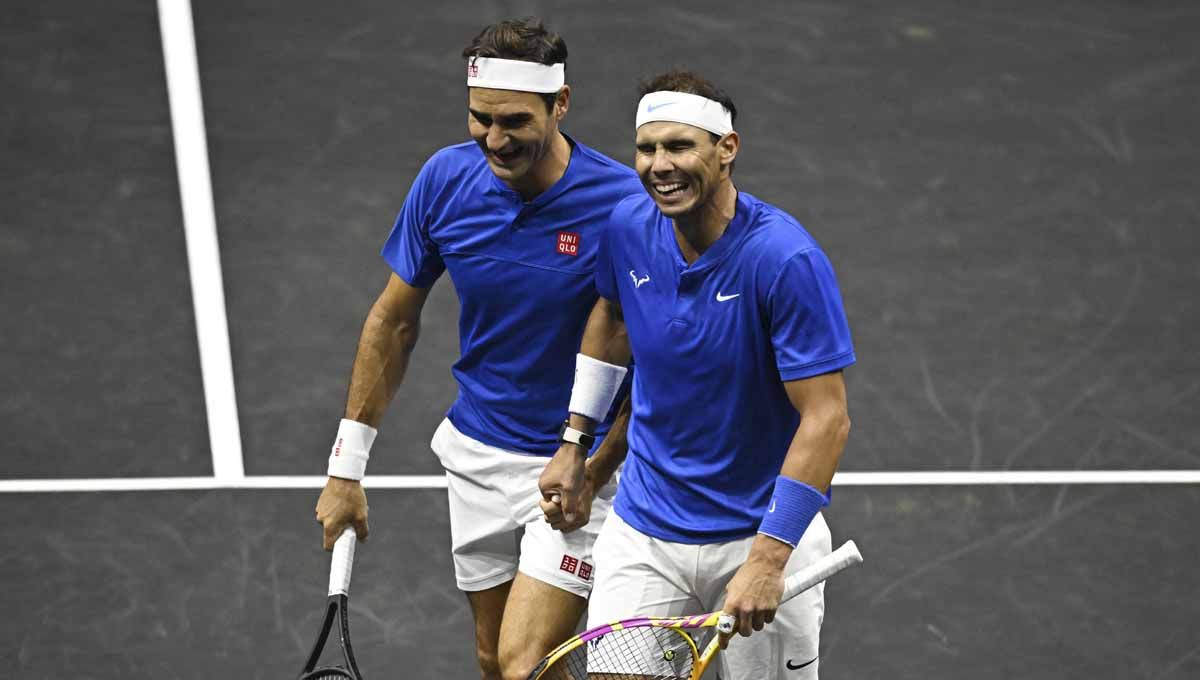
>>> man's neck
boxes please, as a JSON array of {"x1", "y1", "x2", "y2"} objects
[
  {"x1": 673, "y1": 180, "x2": 737, "y2": 265},
  {"x1": 509, "y1": 131, "x2": 571, "y2": 201}
]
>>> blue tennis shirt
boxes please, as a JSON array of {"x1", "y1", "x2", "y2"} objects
[
  {"x1": 382, "y1": 136, "x2": 641, "y2": 456},
  {"x1": 596, "y1": 191, "x2": 856, "y2": 543}
]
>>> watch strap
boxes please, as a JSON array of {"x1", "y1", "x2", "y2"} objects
[{"x1": 559, "y1": 421, "x2": 596, "y2": 450}]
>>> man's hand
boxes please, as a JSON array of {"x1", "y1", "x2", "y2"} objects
[
  {"x1": 538, "y1": 443, "x2": 588, "y2": 531},
  {"x1": 719, "y1": 535, "x2": 792, "y2": 647},
  {"x1": 315, "y1": 476, "x2": 369, "y2": 550}
]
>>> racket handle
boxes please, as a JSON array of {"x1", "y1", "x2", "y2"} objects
[
  {"x1": 781, "y1": 540, "x2": 863, "y2": 603},
  {"x1": 328, "y1": 527, "x2": 356, "y2": 596}
]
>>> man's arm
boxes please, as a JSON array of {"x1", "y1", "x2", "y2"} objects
[
  {"x1": 314, "y1": 273, "x2": 432, "y2": 549},
  {"x1": 721, "y1": 370, "x2": 851, "y2": 640},
  {"x1": 343, "y1": 273, "x2": 431, "y2": 425},
  {"x1": 538, "y1": 297, "x2": 632, "y2": 531}
]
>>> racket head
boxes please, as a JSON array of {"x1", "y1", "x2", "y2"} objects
[
  {"x1": 299, "y1": 530, "x2": 363, "y2": 679},
  {"x1": 298, "y1": 594, "x2": 363, "y2": 679},
  {"x1": 526, "y1": 612, "x2": 726, "y2": 680}
]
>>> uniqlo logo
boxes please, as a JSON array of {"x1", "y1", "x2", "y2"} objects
[
  {"x1": 577, "y1": 561, "x2": 593, "y2": 581},
  {"x1": 560, "y1": 555, "x2": 579, "y2": 575},
  {"x1": 557, "y1": 231, "x2": 580, "y2": 257},
  {"x1": 467, "y1": 63, "x2": 479, "y2": 78}
]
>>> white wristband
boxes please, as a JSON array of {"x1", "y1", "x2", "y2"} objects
[
  {"x1": 568, "y1": 354, "x2": 628, "y2": 422},
  {"x1": 327, "y1": 419, "x2": 378, "y2": 480}
]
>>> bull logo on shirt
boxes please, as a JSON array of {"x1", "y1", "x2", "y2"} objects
[{"x1": 629, "y1": 270, "x2": 650, "y2": 288}]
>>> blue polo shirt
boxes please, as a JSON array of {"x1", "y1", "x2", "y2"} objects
[
  {"x1": 596, "y1": 191, "x2": 855, "y2": 543},
  {"x1": 382, "y1": 136, "x2": 642, "y2": 455}
]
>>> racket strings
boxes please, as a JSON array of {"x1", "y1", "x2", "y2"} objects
[
  {"x1": 298, "y1": 670, "x2": 355, "y2": 679},
  {"x1": 540, "y1": 626, "x2": 714, "y2": 679}
]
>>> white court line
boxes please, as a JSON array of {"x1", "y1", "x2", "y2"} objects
[
  {"x1": 0, "y1": 476, "x2": 446, "y2": 493},
  {"x1": 1, "y1": 471, "x2": 1199, "y2": 493},
  {"x1": 157, "y1": 0, "x2": 244, "y2": 481}
]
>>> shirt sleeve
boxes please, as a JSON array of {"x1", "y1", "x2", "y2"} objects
[
  {"x1": 768, "y1": 248, "x2": 856, "y2": 381},
  {"x1": 593, "y1": 204, "x2": 621, "y2": 302},
  {"x1": 380, "y1": 158, "x2": 445, "y2": 288}
]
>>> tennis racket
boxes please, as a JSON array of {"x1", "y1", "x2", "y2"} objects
[
  {"x1": 525, "y1": 540, "x2": 863, "y2": 680},
  {"x1": 297, "y1": 528, "x2": 364, "y2": 680}
]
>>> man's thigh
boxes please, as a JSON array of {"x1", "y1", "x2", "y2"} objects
[
  {"x1": 584, "y1": 513, "x2": 706, "y2": 678},
  {"x1": 465, "y1": 580, "x2": 513, "y2": 675},
  {"x1": 514, "y1": 473, "x2": 617, "y2": 599},
  {"x1": 586, "y1": 512, "x2": 701, "y2": 627},
  {"x1": 434, "y1": 419, "x2": 525, "y2": 591},
  {"x1": 717, "y1": 513, "x2": 832, "y2": 680},
  {"x1": 496, "y1": 572, "x2": 587, "y2": 678}
]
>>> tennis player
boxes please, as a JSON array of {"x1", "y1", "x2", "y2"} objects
[
  {"x1": 539, "y1": 70, "x2": 855, "y2": 679},
  {"x1": 314, "y1": 19, "x2": 641, "y2": 680}
]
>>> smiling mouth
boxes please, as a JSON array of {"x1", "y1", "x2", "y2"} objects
[
  {"x1": 653, "y1": 181, "x2": 688, "y2": 198},
  {"x1": 492, "y1": 148, "x2": 522, "y2": 165}
]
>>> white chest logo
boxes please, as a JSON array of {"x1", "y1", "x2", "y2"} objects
[
  {"x1": 716, "y1": 291, "x2": 740, "y2": 302},
  {"x1": 630, "y1": 270, "x2": 651, "y2": 288}
]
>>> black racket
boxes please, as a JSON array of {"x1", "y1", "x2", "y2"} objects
[{"x1": 298, "y1": 527, "x2": 364, "y2": 679}]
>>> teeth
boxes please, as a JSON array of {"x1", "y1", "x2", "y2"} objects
[{"x1": 656, "y1": 183, "x2": 685, "y2": 194}]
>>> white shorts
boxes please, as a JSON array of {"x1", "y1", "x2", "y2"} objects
[
  {"x1": 587, "y1": 510, "x2": 831, "y2": 680},
  {"x1": 430, "y1": 418, "x2": 616, "y2": 598}
]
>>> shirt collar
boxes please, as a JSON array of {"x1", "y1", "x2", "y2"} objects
[
  {"x1": 485, "y1": 133, "x2": 579, "y2": 206},
  {"x1": 662, "y1": 191, "x2": 755, "y2": 275}
]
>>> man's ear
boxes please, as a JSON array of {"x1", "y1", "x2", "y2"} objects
[
  {"x1": 554, "y1": 85, "x2": 571, "y2": 121},
  {"x1": 718, "y1": 130, "x2": 740, "y2": 168}
]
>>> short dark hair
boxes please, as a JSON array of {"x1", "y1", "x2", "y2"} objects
[
  {"x1": 463, "y1": 18, "x2": 567, "y2": 111},
  {"x1": 637, "y1": 70, "x2": 738, "y2": 134}
]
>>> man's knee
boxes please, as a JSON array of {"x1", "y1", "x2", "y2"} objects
[
  {"x1": 498, "y1": 644, "x2": 539, "y2": 680},
  {"x1": 475, "y1": 644, "x2": 502, "y2": 680}
]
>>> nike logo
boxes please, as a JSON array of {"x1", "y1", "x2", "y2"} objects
[
  {"x1": 768, "y1": 499, "x2": 776, "y2": 513},
  {"x1": 716, "y1": 291, "x2": 740, "y2": 302},
  {"x1": 786, "y1": 657, "x2": 817, "y2": 670},
  {"x1": 630, "y1": 270, "x2": 651, "y2": 288},
  {"x1": 646, "y1": 101, "x2": 676, "y2": 113}
]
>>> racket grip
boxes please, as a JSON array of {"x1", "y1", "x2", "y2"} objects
[
  {"x1": 781, "y1": 540, "x2": 863, "y2": 603},
  {"x1": 328, "y1": 527, "x2": 356, "y2": 596}
]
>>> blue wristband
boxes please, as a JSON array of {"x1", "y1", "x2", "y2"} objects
[{"x1": 757, "y1": 475, "x2": 830, "y2": 548}]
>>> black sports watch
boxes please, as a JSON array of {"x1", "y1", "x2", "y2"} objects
[{"x1": 558, "y1": 420, "x2": 596, "y2": 450}]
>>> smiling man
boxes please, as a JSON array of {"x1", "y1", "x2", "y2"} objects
[
  {"x1": 539, "y1": 70, "x2": 856, "y2": 679},
  {"x1": 314, "y1": 19, "x2": 641, "y2": 680}
]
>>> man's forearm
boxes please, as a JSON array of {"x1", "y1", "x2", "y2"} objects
[
  {"x1": 580, "y1": 298, "x2": 631, "y2": 367},
  {"x1": 344, "y1": 301, "x2": 421, "y2": 427},
  {"x1": 585, "y1": 395, "x2": 631, "y2": 489},
  {"x1": 751, "y1": 376, "x2": 851, "y2": 560},
  {"x1": 777, "y1": 406, "x2": 851, "y2": 492},
  {"x1": 569, "y1": 298, "x2": 632, "y2": 436}
]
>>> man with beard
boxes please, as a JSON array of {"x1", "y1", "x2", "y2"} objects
[
  {"x1": 315, "y1": 18, "x2": 641, "y2": 680},
  {"x1": 540, "y1": 70, "x2": 855, "y2": 679}
]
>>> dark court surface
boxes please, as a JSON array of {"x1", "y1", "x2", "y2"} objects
[
  {"x1": 186, "y1": 0, "x2": 1200, "y2": 476},
  {"x1": 5, "y1": 486, "x2": 1199, "y2": 678},
  {"x1": 2, "y1": 0, "x2": 210, "y2": 478},
  {"x1": 4, "y1": 0, "x2": 1200, "y2": 678}
]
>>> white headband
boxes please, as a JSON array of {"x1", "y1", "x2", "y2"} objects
[
  {"x1": 635, "y1": 90, "x2": 733, "y2": 136},
  {"x1": 466, "y1": 57, "x2": 565, "y2": 93}
]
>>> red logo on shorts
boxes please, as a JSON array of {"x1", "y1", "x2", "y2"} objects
[
  {"x1": 557, "y1": 231, "x2": 580, "y2": 257},
  {"x1": 578, "y1": 561, "x2": 593, "y2": 581},
  {"x1": 560, "y1": 555, "x2": 579, "y2": 575}
]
